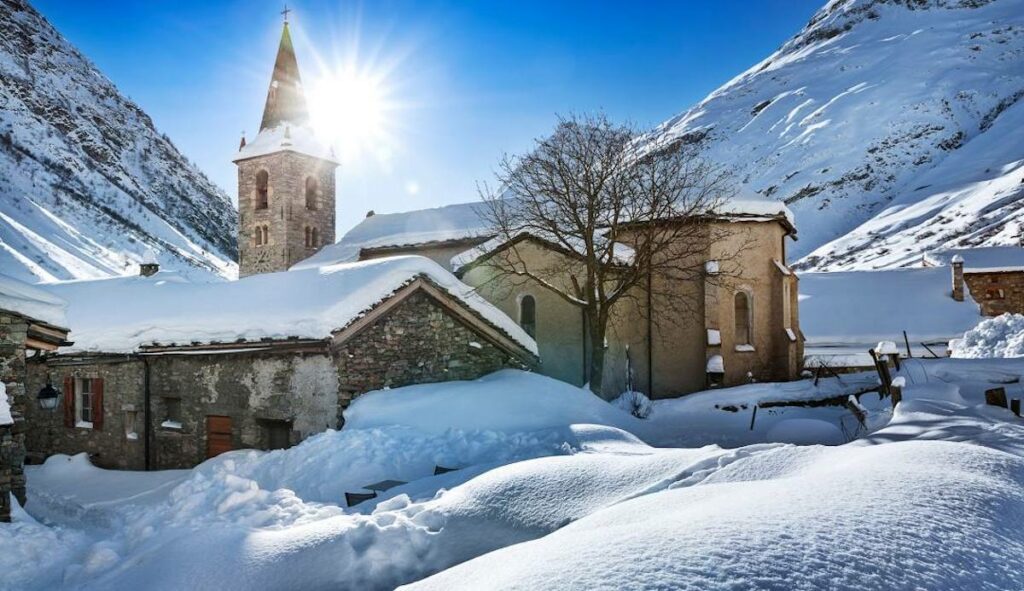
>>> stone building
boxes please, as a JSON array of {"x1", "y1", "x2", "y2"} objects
[
  {"x1": 25, "y1": 259, "x2": 536, "y2": 470},
  {"x1": 0, "y1": 276, "x2": 70, "y2": 521},
  {"x1": 234, "y1": 21, "x2": 338, "y2": 277},
  {"x1": 296, "y1": 199, "x2": 803, "y2": 398},
  {"x1": 924, "y1": 247, "x2": 1024, "y2": 317}
]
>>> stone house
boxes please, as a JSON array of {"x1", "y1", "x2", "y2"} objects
[
  {"x1": 0, "y1": 275, "x2": 70, "y2": 521},
  {"x1": 25, "y1": 259, "x2": 536, "y2": 470},
  {"x1": 924, "y1": 247, "x2": 1024, "y2": 317},
  {"x1": 298, "y1": 200, "x2": 803, "y2": 398}
]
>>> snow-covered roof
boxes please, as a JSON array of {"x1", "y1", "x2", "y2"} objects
[
  {"x1": 233, "y1": 123, "x2": 338, "y2": 164},
  {"x1": 296, "y1": 194, "x2": 795, "y2": 272},
  {"x1": 0, "y1": 273, "x2": 67, "y2": 327},
  {"x1": 449, "y1": 229, "x2": 636, "y2": 273},
  {"x1": 799, "y1": 266, "x2": 981, "y2": 351},
  {"x1": 712, "y1": 198, "x2": 795, "y2": 230},
  {"x1": 293, "y1": 201, "x2": 494, "y2": 271},
  {"x1": 43, "y1": 256, "x2": 536, "y2": 355},
  {"x1": 925, "y1": 247, "x2": 1024, "y2": 273}
]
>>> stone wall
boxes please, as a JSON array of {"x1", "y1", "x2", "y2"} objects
[
  {"x1": 0, "y1": 312, "x2": 28, "y2": 522},
  {"x1": 147, "y1": 351, "x2": 337, "y2": 470},
  {"x1": 964, "y1": 271, "x2": 1024, "y2": 316},
  {"x1": 237, "y1": 151, "x2": 337, "y2": 277},
  {"x1": 24, "y1": 291, "x2": 531, "y2": 472},
  {"x1": 25, "y1": 357, "x2": 146, "y2": 470},
  {"x1": 334, "y1": 290, "x2": 530, "y2": 404}
]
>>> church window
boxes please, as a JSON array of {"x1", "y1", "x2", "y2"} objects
[
  {"x1": 255, "y1": 225, "x2": 269, "y2": 247},
  {"x1": 312, "y1": 227, "x2": 319, "y2": 247},
  {"x1": 256, "y1": 170, "x2": 269, "y2": 210},
  {"x1": 305, "y1": 177, "x2": 318, "y2": 210},
  {"x1": 734, "y1": 291, "x2": 752, "y2": 347},
  {"x1": 519, "y1": 294, "x2": 537, "y2": 338}
]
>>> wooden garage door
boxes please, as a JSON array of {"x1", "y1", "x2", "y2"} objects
[{"x1": 206, "y1": 415, "x2": 233, "y2": 459}]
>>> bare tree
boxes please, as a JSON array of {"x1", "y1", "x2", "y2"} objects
[{"x1": 477, "y1": 112, "x2": 745, "y2": 396}]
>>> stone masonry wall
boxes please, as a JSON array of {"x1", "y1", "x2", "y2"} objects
[
  {"x1": 0, "y1": 313, "x2": 28, "y2": 522},
  {"x1": 334, "y1": 290, "x2": 530, "y2": 410},
  {"x1": 964, "y1": 271, "x2": 1024, "y2": 316},
  {"x1": 25, "y1": 357, "x2": 146, "y2": 470},
  {"x1": 147, "y1": 351, "x2": 337, "y2": 470},
  {"x1": 237, "y1": 151, "x2": 336, "y2": 277}
]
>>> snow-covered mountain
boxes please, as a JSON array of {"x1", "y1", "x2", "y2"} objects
[
  {"x1": 653, "y1": 0, "x2": 1024, "y2": 270},
  {"x1": 0, "y1": 0, "x2": 237, "y2": 283}
]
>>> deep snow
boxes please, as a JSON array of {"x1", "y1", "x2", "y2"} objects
[{"x1": 7, "y1": 361, "x2": 1024, "y2": 590}]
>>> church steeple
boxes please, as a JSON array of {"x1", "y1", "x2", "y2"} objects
[{"x1": 260, "y1": 21, "x2": 309, "y2": 131}]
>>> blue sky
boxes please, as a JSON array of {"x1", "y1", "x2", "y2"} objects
[{"x1": 35, "y1": 0, "x2": 822, "y2": 236}]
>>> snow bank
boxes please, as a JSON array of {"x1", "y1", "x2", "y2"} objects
[
  {"x1": 43, "y1": 256, "x2": 536, "y2": 354},
  {"x1": 345, "y1": 370, "x2": 643, "y2": 435},
  {"x1": 408, "y1": 437, "x2": 1024, "y2": 591},
  {"x1": 952, "y1": 313, "x2": 1024, "y2": 359},
  {"x1": 0, "y1": 273, "x2": 67, "y2": 327}
]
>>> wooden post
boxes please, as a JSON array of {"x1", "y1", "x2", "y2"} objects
[
  {"x1": 749, "y1": 405, "x2": 758, "y2": 431},
  {"x1": 903, "y1": 331, "x2": 912, "y2": 358}
]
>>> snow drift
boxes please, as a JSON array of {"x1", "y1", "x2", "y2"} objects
[{"x1": 952, "y1": 313, "x2": 1024, "y2": 358}]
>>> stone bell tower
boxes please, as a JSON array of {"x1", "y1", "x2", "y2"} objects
[{"x1": 233, "y1": 15, "x2": 338, "y2": 277}]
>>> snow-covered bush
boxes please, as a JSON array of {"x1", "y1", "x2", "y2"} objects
[
  {"x1": 613, "y1": 390, "x2": 653, "y2": 419},
  {"x1": 952, "y1": 314, "x2": 1024, "y2": 359}
]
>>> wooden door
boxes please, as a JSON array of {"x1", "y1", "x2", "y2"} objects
[{"x1": 206, "y1": 415, "x2": 233, "y2": 459}]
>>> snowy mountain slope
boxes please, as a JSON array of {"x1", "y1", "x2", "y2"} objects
[
  {"x1": 0, "y1": 0, "x2": 237, "y2": 283},
  {"x1": 651, "y1": 0, "x2": 1024, "y2": 269}
]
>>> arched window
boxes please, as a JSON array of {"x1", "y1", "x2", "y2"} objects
[
  {"x1": 734, "y1": 291, "x2": 752, "y2": 346},
  {"x1": 255, "y1": 170, "x2": 269, "y2": 210},
  {"x1": 304, "y1": 226, "x2": 311, "y2": 248},
  {"x1": 305, "y1": 177, "x2": 318, "y2": 210},
  {"x1": 254, "y1": 227, "x2": 263, "y2": 246},
  {"x1": 519, "y1": 295, "x2": 536, "y2": 338},
  {"x1": 311, "y1": 227, "x2": 319, "y2": 247},
  {"x1": 255, "y1": 225, "x2": 269, "y2": 247}
]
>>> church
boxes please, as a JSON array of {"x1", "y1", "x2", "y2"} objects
[{"x1": 22, "y1": 19, "x2": 801, "y2": 471}]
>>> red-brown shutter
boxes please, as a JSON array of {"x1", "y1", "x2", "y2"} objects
[
  {"x1": 63, "y1": 376, "x2": 75, "y2": 428},
  {"x1": 92, "y1": 378, "x2": 104, "y2": 431}
]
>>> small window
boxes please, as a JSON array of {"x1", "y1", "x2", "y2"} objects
[
  {"x1": 262, "y1": 420, "x2": 293, "y2": 450},
  {"x1": 734, "y1": 291, "x2": 752, "y2": 346},
  {"x1": 162, "y1": 398, "x2": 182, "y2": 429},
  {"x1": 305, "y1": 177, "x2": 318, "y2": 210},
  {"x1": 255, "y1": 170, "x2": 269, "y2": 210},
  {"x1": 519, "y1": 295, "x2": 536, "y2": 338},
  {"x1": 782, "y1": 281, "x2": 791, "y2": 329},
  {"x1": 76, "y1": 377, "x2": 94, "y2": 427},
  {"x1": 312, "y1": 227, "x2": 319, "y2": 247},
  {"x1": 124, "y1": 410, "x2": 138, "y2": 440},
  {"x1": 304, "y1": 226, "x2": 311, "y2": 248},
  {"x1": 255, "y1": 225, "x2": 269, "y2": 247}
]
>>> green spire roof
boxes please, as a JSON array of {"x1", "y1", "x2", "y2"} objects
[{"x1": 259, "y1": 22, "x2": 310, "y2": 131}]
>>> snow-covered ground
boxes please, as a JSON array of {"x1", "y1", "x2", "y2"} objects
[{"x1": 6, "y1": 362, "x2": 1024, "y2": 590}]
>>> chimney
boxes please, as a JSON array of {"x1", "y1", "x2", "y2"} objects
[
  {"x1": 951, "y1": 254, "x2": 964, "y2": 302},
  {"x1": 140, "y1": 248, "x2": 159, "y2": 277}
]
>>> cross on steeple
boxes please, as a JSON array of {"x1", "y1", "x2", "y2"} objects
[{"x1": 281, "y1": 5, "x2": 292, "y2": 24}]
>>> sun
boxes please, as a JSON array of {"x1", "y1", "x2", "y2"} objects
[{"x1": 307, "y1": 67, "x2": 392, "y2": 161}]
